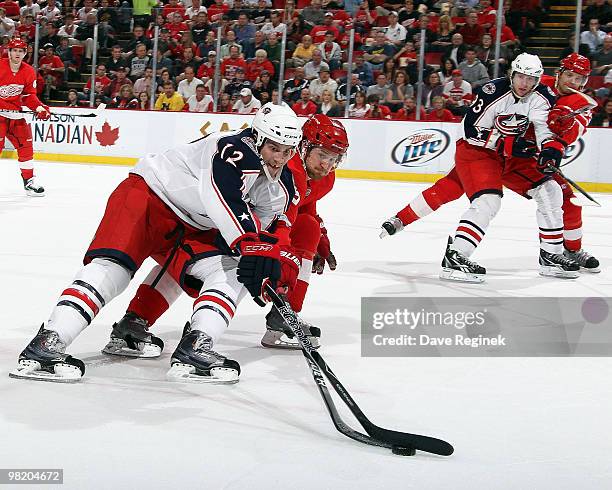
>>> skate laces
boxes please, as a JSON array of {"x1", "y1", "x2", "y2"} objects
[
  {"x1": 192, "y1": 334, "x2": 222, "y2": 358},
  {"x1": 568, "y1": 249, "x2": 592, "y2": 265},
  {"x1": 452, "y1": 250, "x2": 480, "y2": 268},
  {"x1": 550, "y1": 252, "x2": 576, "y2": 267},
  {"x1": 42, "y1": 330, "x2": 66, "y2": 353}
]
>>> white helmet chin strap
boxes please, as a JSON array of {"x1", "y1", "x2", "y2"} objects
[{"x1": 262, "y1": 163, "x2": 282, "y2": 183}]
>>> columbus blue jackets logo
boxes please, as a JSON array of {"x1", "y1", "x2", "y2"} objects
[
  {"x1": 494, "y1": 114, "x2": 530, "y2": 136},
  {"x1": 562, "y1": 138, "x2": 585, "y2": 165},
  {"x1": 391, "y1": 129, "x2": 450, "y2": 167}
]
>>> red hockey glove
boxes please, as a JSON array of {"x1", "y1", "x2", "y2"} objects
[
  {"x1": 236, "y1": 232, "x2": 281, "y2": 307},
  {"x1": 547, "y1": 106, "x2": 577, "y2": 136},
  {"x1": 35, "y1": 104, "x2": 51, "y2": 121},
  {"x1": 312, "y1": 227, "x2": 337, "y2": 274},
  {"x1": 278, "y1": 248, "x2": 301, "y2": 294}
]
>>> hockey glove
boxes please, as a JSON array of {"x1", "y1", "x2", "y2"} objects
[
  {"x1": 497, "y1": 136, "x2": 537, "y2": 159},
  {"x1": 236, "y1": 232, "x2": 281, "y2": 307},
  {"x1": 312, "y1": 227, "x2": 337, "y2": 274},
  {"x1": 537, "y1": 141, "x2": 565, "y2": 174},
  {"x1": 547, "y1": 106, "x2": 577, "y2": 137},
  {"x1": 278, "y1": 248, "x2": 301, "y2": 294},
  {"x1": 35, "y1": 105, "x2": 51, "y2": 121}
]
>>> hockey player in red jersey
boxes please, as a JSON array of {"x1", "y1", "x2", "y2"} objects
[
  {"x1": 0, "y1": 38, "x2": 51, "y2": 196},
  {"x1": 99, "y1": 115, "x2": 349, "y2": 358},
  {"x1": 381, "y1": 53, "x2": 599, "y2": 275}
]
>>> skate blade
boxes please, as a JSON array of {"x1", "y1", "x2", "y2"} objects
[
  {"x1": 539, "y1": 266, "x2": 580, "y2": 279},
  {"x1": 102, "y1": 338, "x2": 162, "y2": 358},
  {"x1": 379, "y1": 229, "x2": 390, "y2": 239},
  {"x1": 579, "y1": 266, "x2": 601, "y2": 274},
  {"x1": 166, "y1": 363, "x2": 239, "y2": 384},
  {"x1": 439, "y1": 268, "x2": 485, "y2": 284},
  {"x1": 25, "y1": 190, "x2": 45, "y2": 197},
  {"x1": 9, "y1": 360, "x2": 82, "y2": 383},
  {"x1": 261, "y1": 330, "x2": 320, "y2": 350}
]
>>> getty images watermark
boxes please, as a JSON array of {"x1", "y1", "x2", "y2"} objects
[{"x1": 361, "y1": 297, "x2": 612, "y2": 357}]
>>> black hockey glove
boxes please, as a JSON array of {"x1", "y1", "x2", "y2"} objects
[
  {"x1": 236, "y1": 232, "x2": 281, "y2": 307},
  {"x1": 497, "y1": 136, "x2": 537, "y2": 159},
  {"x1": 537, "y1": 146, "x2": 564, "y2": 174}
]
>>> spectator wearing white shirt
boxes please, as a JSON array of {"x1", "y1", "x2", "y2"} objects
[
  {"x1": 177, "y1": 66, "x2": 204, "y2": 100},
  {"x1": 318, "y1": 32, "x2": 342, "y2": 71},
  {"x1": 384, "y1": 11, "x2": 407, "y2": 47},
  {"x1": 260, "y1": 10, "x2": 287, "y2": 37},
  {"x1": 233, "y1": 87, "x2": 262, "y2": 113},
  {"x1": 309, "y1": 68, "x2": 338, "y2": 103},
  {"x1": 20, "y1": 0, "x2": 40, "y2": 18},
  {"x1": 0, "y1": 8, "x2": 15, "y2": 37},
  {"x1": 185, "y1": 0, "x2": 207, "y2": 20},
  {"x1": 580, "y1": 18, "x2": 607, "y2": 55},
  {"x1": 40, "y1": 0, "x2": 61, "y2": 22},
  {"x1": 186, "y1": 84, "x2": 214, "y2": 112},
  {"x1": 76, "y1": 0, "x2": 98, "y2": 24}
]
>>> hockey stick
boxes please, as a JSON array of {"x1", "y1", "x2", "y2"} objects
[
  {"x1": 1, "y1": 103, "x2": 107, "y2": 118},
  {"x1": 265, "y1": 285, "x2": 454, "y2": 457},
  {"x1": 547, "y1": 164, "x2": 601, "y2": 207}
]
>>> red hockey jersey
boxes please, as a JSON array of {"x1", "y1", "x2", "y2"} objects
[{"x1": 0, "y1": 58, "x2": 44, "y2": 119}]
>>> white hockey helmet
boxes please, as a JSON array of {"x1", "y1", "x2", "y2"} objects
[
  {"x1": 251, "y1": 102, "x2": 302, "y2": 150},
  {"x1": 509, "y1": 53, "x2": 543, "y2": 96}
]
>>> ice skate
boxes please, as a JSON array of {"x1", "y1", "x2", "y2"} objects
[
  {"x1": 167, "y1": 323, "x2": 240, "y2": 384},
  {"x1": 379, "y1": 216, "x2": 404, "y2": 238},
  {"x1": 439, "y1": 238, "x2": 486, "y2": 284},
  {"x1": 539, "y1": 250, "x2": 580, "y2": 279},
  {"x1": 563, "y1": 247, "x2": 600, "y2": 273},
  {"x1": 23, "y1": 177, "x2": 45, "y2": 197},
  {"x1": 9, "y1": 325, "x2": 85, "y2": 383},
  {"x1": 261, "y1": 306, "x2": 321, "y2": 350},
  {"x1": 102, "y1": 312, "x2": 164, "y2": 358}
]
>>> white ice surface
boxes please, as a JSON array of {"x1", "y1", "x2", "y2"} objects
[{"x1": 1, "y1": 161, "x2": 611, "y2": 489}]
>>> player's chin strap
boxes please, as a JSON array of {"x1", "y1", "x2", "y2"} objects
[
  {"x1": 2, "y1": 103, "x2": 107, "y2": 118},
  {"x1": 264, "y1": 284, "x2": 454, "y2": 457}
]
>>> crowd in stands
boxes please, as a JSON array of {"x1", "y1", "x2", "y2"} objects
[{"x1": 0, "y1": 0, "x2": 610, "y2": 124}]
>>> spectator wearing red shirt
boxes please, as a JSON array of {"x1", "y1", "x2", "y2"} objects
[
  {"x1": 246, "y1": 49, "x2": 275, "y2": 82},
  {"x1": 166, "y1": 12, "x2": 188, "y2": 39},
  {"x1": 292, "y1": 88, "x2": 318, "y2": 116},
  {"x1": 489, "y1": 17, "x2": 517, "y2": 49},
  {"x1": 476, "y1": 0, "x2": 497, "y2": 30},
  {"x1": 38, "y1": 43, "x2": 65, "y2": 97},
  {"x1": 365, "y1": 94, "x2": 392, "y2": 119},
  {"x1": 394, "y1": 96, "x2": 426, "y2": 121},
  {"x1": 83, "y1": 64, "x2": 112, "y2": 100},
  {"x1": 162, "y1": 0, "x2": 186, "y2": 20},
  {"x1": 458, "y1": 12, "x2": 484, "y2": 46},
  {"x1": 310, "y1": 13, "x2": 340, "y2": 44},
  {"x1": 0, "y1": 0, "x2": 20, "y2": 20},
  {"x1": 425, "y1": 96, "x2": 456, "y2": 122},
  {"x1": 16, "y1": 14, "x2": 35, "y2": 41},
  {"x1": 197, "y1": 50, "x2": 217, "y2": 81},
  {"x1": 207, "y1": 0, "x2": 229, "y2": 23},
  {"x1": 354, "y1": 1, "x2": 377, "y2": 32},
  {"x1": 107, "y1": 67, "x2": 133, "y2": 99},
  {"x1": 221, "y1": 45, "x2": 247, "y2": 77}
]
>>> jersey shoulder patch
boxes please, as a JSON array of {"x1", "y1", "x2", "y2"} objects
[{"x1": 475, "y1": 77, "x2": 511, "y2": 102}]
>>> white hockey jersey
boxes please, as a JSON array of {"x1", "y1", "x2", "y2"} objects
[
  {"x1": 132, "y1": 128, "x2": 297, "y2": 250},
  {"x1": 460, "y1": 77, "x2": 557, "y2": 151}
]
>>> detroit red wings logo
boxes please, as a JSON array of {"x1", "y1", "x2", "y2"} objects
[{"x1": 0, "y1": 84, "x2": 25, "y2": 98}]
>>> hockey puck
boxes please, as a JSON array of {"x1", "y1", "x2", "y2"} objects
[{"x1": 391, "y1": 445, "x2": 416, "y2": 456}]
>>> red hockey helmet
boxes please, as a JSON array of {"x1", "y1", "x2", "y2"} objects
[
  {"x1": 7, "y1": 38, "x2": 28, "y2": 51},
  {"x1": 559, "y1": 53, "x2": 591, "y2": 77},
  {"x1": 301, "y1": 114, "x2": 349, "y2": 155}
]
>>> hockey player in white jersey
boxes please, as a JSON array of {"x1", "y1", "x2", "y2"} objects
[
  {"x1": 438, "y1": 53, "x2": 580, "y2": 283},
  {"x1": 10, "y1": 103, "x2": 303, "y2": 383}
]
